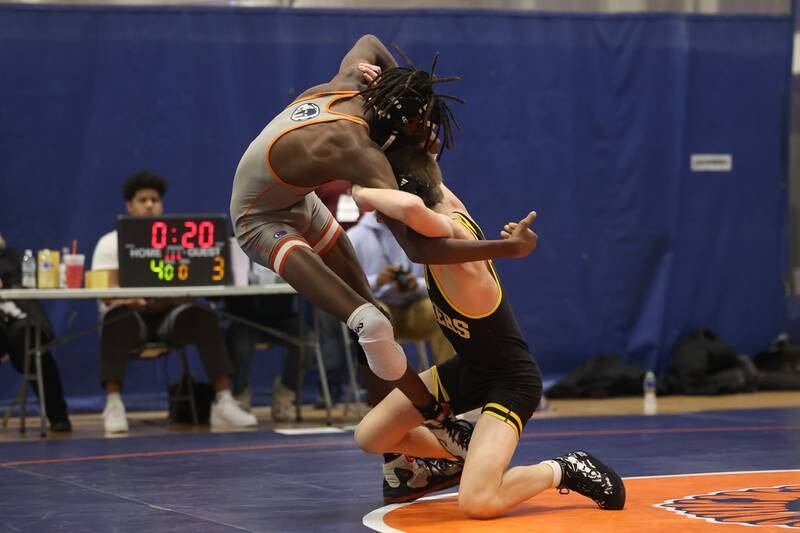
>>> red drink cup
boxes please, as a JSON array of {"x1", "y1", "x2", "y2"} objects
[{"x1": 64, "y1": 254, "x2": 85, "y2": 288}]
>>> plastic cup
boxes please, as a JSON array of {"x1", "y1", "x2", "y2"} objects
[{"x1": 64, "y1": 254, "x2": 85, "y2": 288}]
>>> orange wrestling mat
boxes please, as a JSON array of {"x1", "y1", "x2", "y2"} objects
[{"x1": 364, "y1": 470, "x2": 800, "y2": 532}]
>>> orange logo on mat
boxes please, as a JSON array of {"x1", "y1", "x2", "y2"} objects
[{"x1": 657, "y1": 485, "x2": 800, "y2": 528}]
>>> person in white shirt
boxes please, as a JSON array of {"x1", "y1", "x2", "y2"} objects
[{"x1": 91, "y1": 171, "x2": 256, "y2": 434}]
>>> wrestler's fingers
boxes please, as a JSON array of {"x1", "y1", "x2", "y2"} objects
[
  {"x1": 517, "y1": 211, "x2": 537, "y2": 229},
  {"x1": 358, "y1": 62, "x2": 382, "y2": 83},
  {"x1": 358, "y1": 62, "x2": 381, "y2": 74}
]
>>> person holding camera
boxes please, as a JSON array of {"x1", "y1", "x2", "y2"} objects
[{"x1": 347, "y1": 211, "x2": 454, "y2": 366}]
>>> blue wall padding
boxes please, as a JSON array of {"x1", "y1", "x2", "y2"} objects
[{"x1": 0, "y1": 6, "x2": 792, "y2": 408}]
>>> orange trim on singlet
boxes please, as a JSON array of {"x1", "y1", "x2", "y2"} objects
[
  {"x1": 269, "y1": 236, "x2": 309, "y2": 271},
  {"x1": 265, "y1": 92, "x2": 370, "y2": 187},
  {"x1": 289, "y1": 90, "x2": 360, "y2": 106},
  {"x1": 317, "y1": 225, "x2": 343, "y2": 256},
  {"x1": 275, "y1": 242, "x2": 307, "y2": 275},
  {"x1": 323, "y1": 93, "x2": 370, "y2": 129}
]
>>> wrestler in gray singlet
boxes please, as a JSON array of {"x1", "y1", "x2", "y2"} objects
[{"x1": 230, "y1": 91, "x2": 368, "y2": 274}]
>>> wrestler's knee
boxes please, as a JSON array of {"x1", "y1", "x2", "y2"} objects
[
  {"x1": 347, "y1": 303, "x2": 407, "y2": 381},
  {"x1": 353, "y1": 419, "x2": 385, "y2": 455},
  {"x1": 458, "y1": 486, "x2": 502, "y2": 520}
]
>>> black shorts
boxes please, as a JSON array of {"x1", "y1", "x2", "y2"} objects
[{"x1": 431, "y1": 354, "x2": 542, "y2": 437}]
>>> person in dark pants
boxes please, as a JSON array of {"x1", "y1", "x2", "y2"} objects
[
  {"x1": 223, "y1": 292, "x2": 304, "y2": 422},
  {"x1": 90, "y1": 171, "x2": 257, "y2": 434},
  {"x1": 0, "y1": 233, "x2": 71, "y2": 432}
]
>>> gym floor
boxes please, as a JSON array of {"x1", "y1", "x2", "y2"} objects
[{"x1": 1, "y1": 392, "x2": 798, "y2": 532}]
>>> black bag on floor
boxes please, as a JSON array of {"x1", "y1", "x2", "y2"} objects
[
  {"x1": 664, "y1": 328, "x2": 757, "y2": 395},
  {"x1": 546, "y1": 353, "x2": 645, "y2": 398},
  {"x1": 168, "y1": 376, "x2": 214, "y2": 424},
  {"x1": 753, "y1": 335, "x2": 800, "y2": 390}
]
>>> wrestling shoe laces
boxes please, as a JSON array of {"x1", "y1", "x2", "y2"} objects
[
  {"x1": 424, "y1": 414, "x2": 474, "y2": 461},
  {"x1": 553, "y1": 450, "x2": 626, "y2": 510}
]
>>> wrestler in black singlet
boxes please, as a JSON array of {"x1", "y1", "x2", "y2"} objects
[{"x1": 426, "y1": 211, "x2": 542, "y2": 437}]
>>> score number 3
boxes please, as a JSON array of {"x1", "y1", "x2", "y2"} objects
[{"x1": 212, "y1": 256, "x2": 224, "y2": 281}]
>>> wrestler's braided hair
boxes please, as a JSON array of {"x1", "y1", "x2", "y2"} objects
[{"x1": 360, "y1": 45, "x2": 463, "y2": 152}]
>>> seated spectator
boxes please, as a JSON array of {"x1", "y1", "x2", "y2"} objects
[
  {"x1": 90, "y1": 171, "x2": 256, "y2": 434},
  {"x1": 347, "y1": 212, "x2": 455, "y2": 366},
  {"x1": 0, "y1": 232, "x2": 72, "y2": 432}
]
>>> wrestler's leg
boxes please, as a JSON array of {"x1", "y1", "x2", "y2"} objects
[
  {"x1": 278, "y1": 244, "x2": 440, "y2": 417},
  {"x1": 354, "y1": 369, "x2": 452, "y2": 459},
  {"x1": 318, "y1": 230, "x2": 429, "y2": 406},
  {"x1": 457, "y1": 415, "x2": 554, "y2": 519}
]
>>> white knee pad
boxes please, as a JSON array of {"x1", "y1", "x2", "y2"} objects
[{"x1": 347, "y1": 303, "x2": 407, "y2": 381}]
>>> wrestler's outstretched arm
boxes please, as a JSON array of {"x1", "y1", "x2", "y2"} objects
[
  {"x1": 386, "y1": 212, "x2": 537, "y2": 264},
  {"x1": 352, "y1": 186, "x2": 453, "y2": 239},
  {"x1": 352, "y1": 184, "x2": 537, "y2": 264}
]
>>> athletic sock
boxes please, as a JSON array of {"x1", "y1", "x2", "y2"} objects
[{"x1": 541, "y1": 460, "x2": 562, "y2": 488}]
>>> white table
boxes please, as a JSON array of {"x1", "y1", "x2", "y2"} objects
[
  {"x1": 0, "y1": 285, "x2": 297, "y2": 301},
  {"x1": 0, "y1": 284, "x2": 353, "y2": 435}
]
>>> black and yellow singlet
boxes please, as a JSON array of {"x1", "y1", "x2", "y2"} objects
[{"x1": 424, "y1": 211, "x2": 530, "y2": 369}]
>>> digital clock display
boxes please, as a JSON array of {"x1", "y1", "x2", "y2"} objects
[{"x1": 116, "y1": 214, "x2": 231, "y2": 287}]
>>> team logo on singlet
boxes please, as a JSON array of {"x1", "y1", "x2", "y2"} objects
[
  {"x1": 655, "y1": 484, "x2": 800, "y2": 528},
  {"x1": 431, "y1": 302, "x2": 470, "y2": 339},
  {"x1": 273, "y1": 230, "x2": 288, "y2": 239},
  {"x1": 291, "y1": 102, "x2": 321, "y2": 122}
]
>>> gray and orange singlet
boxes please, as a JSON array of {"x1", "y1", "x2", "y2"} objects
[{"x1": 230, "y1": 92, "x2": 367, "y2": 275}]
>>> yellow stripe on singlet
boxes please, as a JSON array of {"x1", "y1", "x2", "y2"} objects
[
  {"x1": 451, "y1": 212, "x2": 479, "y2": 240},
  {"x1": 431, "y1": 365, "x2": 450, "y2": 403},
  {"x1": 426, "y1": 212, "x2": 504, "y2": 319},
  {"x1": 482, "y1": 402, "x2": 524, "y2": 436}
]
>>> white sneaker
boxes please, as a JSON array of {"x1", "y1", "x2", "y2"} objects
[
  {"x1": 102, "y1": 396, "x2": 129, "y2": 434},
  {"x1": 210, "y1": 394, "x2": 258, "y2": 429},
  {"x1": 271, "y1": 376, "x2": 296, "y2": 423},
  {"x1": 234, "y1": 387, "x2": 252, "y2": 411}
]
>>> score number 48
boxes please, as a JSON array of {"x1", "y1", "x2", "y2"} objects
[{"x1": 150, "y1": 258, "x2": 225, "y2": 282}]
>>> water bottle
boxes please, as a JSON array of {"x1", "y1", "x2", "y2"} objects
[
  {"x1": 21, "y1": 249, "x2": 36, "y2": 288},
  {"x1": 643, "y1": 370, "x2": 657, "y2": 415},
  {"x1": 58, "y1": 246, "x2": 69, "y2": 288}
]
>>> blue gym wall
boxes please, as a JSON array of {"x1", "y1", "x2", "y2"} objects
[{"x1": 0, "y1": 6, "x2": 792, "y2": 408}]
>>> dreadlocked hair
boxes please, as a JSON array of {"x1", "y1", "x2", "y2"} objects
[{"x1": 360, "y1": 45, "x2": 463, "y2": 152}]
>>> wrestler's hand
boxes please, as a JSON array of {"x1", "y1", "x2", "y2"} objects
[
  {"x1": 351, "y1": 184, "x2": 376, "y2": 212},
  {"x1": 358, "y1": 62, "x2": 382, "y2": 85},
  {"x1": 500, "y1": 211, "x2": 538, "y2": 257}
]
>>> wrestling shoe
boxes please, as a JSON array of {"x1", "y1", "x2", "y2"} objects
[
  {"x1": 553, "y1": 450, "x2": 626, "y2": 510},
  {"x1": 424, "y1": 406, "x2": 474, "y2": 461},
  {"x1": 383, "y1": 455, "x2": 463, "y2": 504}
]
